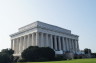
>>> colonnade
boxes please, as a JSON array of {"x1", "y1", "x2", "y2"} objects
[{"x1": 11, "y1": 32, "x2": 79, "y2": 54}]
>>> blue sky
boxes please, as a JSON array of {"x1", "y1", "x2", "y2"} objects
[{"x1": 0, "y1": 0, "x2": 96, "y2": 52}]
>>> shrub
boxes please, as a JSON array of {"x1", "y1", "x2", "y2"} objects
[
  {"x1": 64, "y1": 52, "x2": 74, "y2": 60},
  {"x1": 0, "y1": 48, "x2": 14, "y2": 63},
  {"x1": 17, "y1": 58, "x2": 27, "y2": 62},
  {"x1": 84, "y1": 48, "x2": 91, "y2": 54},
  {"x1": 55, "y1": 54, "x2": 64, "y2": 60},
  {"x1": 39, "y1": 47, "x2": 55, "y2": 60},
  {"x1": 0, "y1": 53, "x2": 11, "y2": 63},
  {"x1": 21, "y1": 46, "x2": 55, "y2": 62},
  {"x1": 21, "y1": 46, "x2": 39, "y2": 61}
]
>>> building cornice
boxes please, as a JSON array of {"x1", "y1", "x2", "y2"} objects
[
  {"x1": 10, "y1": 21, "x2": 79, "y2": 38},
  {"x1": 19, "y1": 21, "x2": 71, "y2": 33}
]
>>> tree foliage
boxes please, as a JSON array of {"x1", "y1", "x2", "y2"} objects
[
  {"x1": 0, "y1": 53, "x2": 10, "y2": 63},
  {"x1": 84, "y1": 48, "x2": 91, "y2": 54},
  {"x1": 21, "y1": 46, "x2": 55, "y2": 62},
  {"x1": 0, "y1": 48, "x2": 14, "y2": 63},
  {"x1": 39, "y1": 47, "x2": 55, "y2": 60},
  {"x1": 1, "y1": 48, "x2": 14, "y2": 55},
  {"x1": 21, "y1": 46, "x2": 39, "y2": 61}
]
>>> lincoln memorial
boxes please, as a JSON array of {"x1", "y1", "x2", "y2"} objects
[{"x1": 10, "y1": 21, "x2": 79, "y2": 56}]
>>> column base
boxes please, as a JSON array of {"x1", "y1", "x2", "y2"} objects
[{"x1": 13, "y1": 54, "x2": 21, "y2": 56}]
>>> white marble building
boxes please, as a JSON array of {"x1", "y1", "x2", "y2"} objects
[{"x1": 10, "y1": 21, "x2": 79, "y2": 56}]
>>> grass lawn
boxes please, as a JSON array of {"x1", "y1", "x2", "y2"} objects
[{"x1": 18, "y1": 58, "x2": 96, "y2": 63}]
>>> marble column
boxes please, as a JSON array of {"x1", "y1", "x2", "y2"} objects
[
  {"x1": 54, "y1": 35, "x2": 57, "y2": 50},
  {"x1": 76, "y1": 40, "x2": 79, "y2": 52},
  {"x1": 64, "y1": 38, "x2": 67, "y2": 51},
  {"x1": 14, "y1": 39, "x2": 16, "y2": 54},
  {"x1": 12, "y1": 40, "x2": 14, "y2": 50},
  {"x1": 23, "y1": 36, "x2": 25, "y2": 50},
  {"x1": 24, "y1": 36, "x2": 27, "y2": 48},
  {"x1": 40, "y1": 32, "x2": 44, "y2": 47},
  {"x1": 28, "y1": 35, "x2": 30, "y2": 47},
  {"x1": 17, "y1": 38, "x2": 19, "y2": 54},
  {"x1": 60, "y1": 37, "x2": 63, "y2": 50},
  {"x1": 25, "y1": 35, "x2": 27, "y2": 49},
  {"x1": 15, "y1": 39, "x2": 17, "y2": 54},
  {"x1": 38, "y1": 33, "x2": 40, "y2": 46},
  {"x1": 18, "y1": 38, "x2": 21, "y2": 53},
  {"x1": 62, "y1": 37, "x2": 66, "y2": 51},
  {"x1": 22, "y1": 37, "x2": 24, "y2": 50},
  {"x1": 15, "y1": 38, "x2": 18, "y2": 54},
  {"x1": 11, "y1": 39, "x2": 13, "y2": 50},
  {"x1": 46, "y1": 33, "x2": 49, "y2": 47},
  {"x1": 73, "y1": 39, "x2": 75, "y2": 52},
  {"x1": 77, "y1": 40, "x2": 79, "y2": 52},
  {"x1": 58, "y1": 36, "x2": 61, "y2": 50},
  {"x1": 48, "y1": 34, "x2": 51, "y2": 47},
  {"x1": 18, "y1": 37, "x2": 21, "y2": 53},
  {"x1": 50, "y1": 34, "x2": 53, "y2": 49},
  {"x1": 29, "y1": 34, "x2": 32, "y2": 47},
  {"x1": 20, "y1": 37, "x2": 23, "y2": 53},
  {"x1": 66, "y1": 38, "x2": 69, "y2": 51},
  {"x1": 67, "y1": 38, "x2": 69, "y2": 51},
  {"x1": 69, "y1": 39, "x2": 71, "y2": 52},
  {"x1": 71, "y1": 39, "x2": 73, "y2": 52},
  {"x1": 75, "y1": 40, "x2": 77, "y2": 52},
  {"x1": 30, "y1": 35, "x2": 32, "y2": 46},
  {"x1": 36, "y1": 32, "x2": 39, "y2": 46},
  {"x1": 74, "y1": 40, "x2": 76, "y2": 53},
  {"x1": 68, "y1": 38, "x2": 70, "y2": 51},
  {"x1": 75, "y1": 40, "x2": 78, "y2": 53},
  {"x1": 71, "y1": 39, "x2": 74, "y2": 53},
  {"x1": 32, "y1": 33, "x2": 34, "y2": 46},
  {"x1": 30, "y1": 34, "x2": 32, "y2": 46},
  {"x1": 70, "y1": 39, "x2": 73, "y2": 52},
  {"x1": 27, "y1": 35, "x2": 29, "y2": 48}
]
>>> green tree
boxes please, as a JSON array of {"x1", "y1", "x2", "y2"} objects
[
  {"x1": 21, "y1": 46, "x2": 55, "y2": 62},
  {"x1": 0, "y1": 49, "x2": 14, "y2": 63},
  {"x1": 21, "y1": 46, "x2": 39, "y2": 61},
  {"x1": 39, "y1": 47, "x2": 55, "y2": 60},
  {"x1": 0, "y1": 53, "x2": 10, "y2": 63},
  {"x1": 1, "y1": 48, "x2": 14, "y2": 55},
  {"x1": 0, "y1": 48, "x2": 14, "y2": 63},
  {"x1": 84, "y1": 48, "x2": 91, "y2": 54}
]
